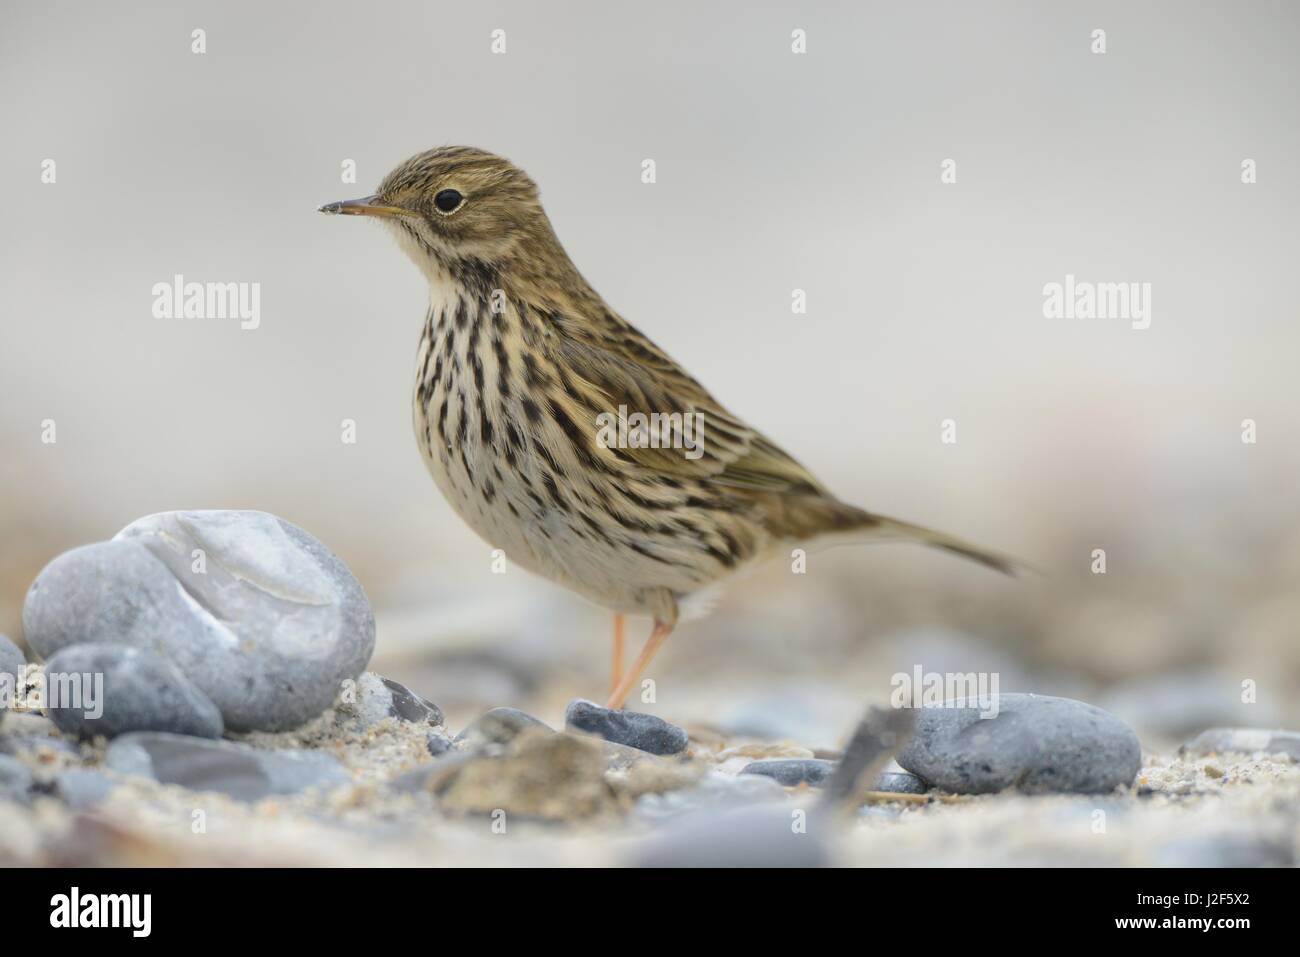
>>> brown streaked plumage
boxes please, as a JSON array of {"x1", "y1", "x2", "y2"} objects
[{"x1": 321, "y1": 146, "x2": 1014, "y2": 709}]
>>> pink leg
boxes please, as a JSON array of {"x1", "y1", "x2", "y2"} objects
[{"x1": 605, "y1": 617, "x2": 675, "y2": 709}]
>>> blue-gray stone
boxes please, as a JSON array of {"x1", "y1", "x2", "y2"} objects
[
  {"x1": 564, "y1": 699, "x2": 688, "y2": 756},
  {"x1": 898, "y1": 693, "x2": 1141, "y2": 795},
  {"x1": 104, "y1": 732, "x2": 349, "y2": 802},
  {"x1": 0, "y1": 634, "x2": 23, "y2": 684},
  {"x1": 872, "y1": 770, "x2": 928, "y2": 794},
  {"x1": 53, "y1": 769, "x2": 117, "y2": 810},
  {"x1": 0, "y1": 634, "x2": 24, "y2": 721},
  {"x1": 43, "y1": 643, "x2": 223, "y2": 739},
  {"x1": 22, "y1": 510, "x2": 376, "y2": 732},
  {"x1": 739, "y1": 758, "x2": 836, "y2": 788}
]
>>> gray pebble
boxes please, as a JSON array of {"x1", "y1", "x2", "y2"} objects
[
  {"x1": 454, "y1": 707, "x2": 551, "y2": 749},
  {"x1": 1182, "y1": 728, "x2": 1300, "y2": 761},
  {"x1": 44, "y1": 643, "x2": 223, "y2": 740},
  {"x1": 426, "y1": 731, "x2": 453, "y2": 757},
  {"x1": 53, "y1": 769, "x2": 117, "y2": 810},
  {"x1": 0, "y1": 634, "x2": 24, "y2": 724},
  {"x1": 337, "y1": 672, "x2": 444, "y2": 730},
  {"x1": 22, "y1": 510, "x2": 376, "y2": 732},
  {"x1": 564, "y1": 698, "x2": 688, "y2": 756},
  {"x1": 380, "y1": 677, "x2": 443, "y2": 725},
  {"x1": 0, "y1": 633, "x2": 24, "y2": 685},
  {"x1": 104, "y1": 732, "x2": 349, "y2": 802},
  {"x1": 898, "y1": 693, "x2": 1142, "y2": 795},
  {"x1": 872, "y1": 770, "x2": 928, "y2": 794},
  {"x1": 740, "y1": 758, "x2": 836, "y2": 788},
  {"x1": 0, "y1": 754, "x2": 34, "y2": 803}
]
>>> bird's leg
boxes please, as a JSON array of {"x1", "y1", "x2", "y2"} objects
[
  {"x1": 605, "y1": 617, "x2": 675, "y2": 710},
  {"x1": 609, "y1": 613, "x2": 626, "y2": 700}
]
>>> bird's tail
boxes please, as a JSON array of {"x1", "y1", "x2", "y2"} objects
[{"x1": 772, "y1": 496, "x2": 1021, "y2": 576}]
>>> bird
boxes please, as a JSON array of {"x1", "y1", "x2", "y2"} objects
[{"x1": 320, "y1": 146, "x2": 1014, "y2": 710}]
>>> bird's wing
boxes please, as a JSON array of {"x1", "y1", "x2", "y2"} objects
[
  {"x1": 548, "y1": 311, "x2": 831, "y2": 497},
  {"x1": 545, "y1": 308, "x2": 1019, "y2": 573}
]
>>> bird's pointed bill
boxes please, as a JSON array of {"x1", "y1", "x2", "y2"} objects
[{"x1": 318, "y1": 195, "x2": 406, "y2": 218}]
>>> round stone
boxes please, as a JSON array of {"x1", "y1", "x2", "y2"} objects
[
  {"x1": 43, "y1": 643, "x2": 223, "y2": 739},
  {"x1": 22, "y1": 510, "x2": 376, "y2": 732},
  {"x1": 564, "y1": 699, "x2": 689, "y2": 756},
  {"x1": 739, "y1": 758, "x2": 836, "y2": 788},
  {"x1": 898, "y1": 693, "x2": 1142, "y2": 795}
]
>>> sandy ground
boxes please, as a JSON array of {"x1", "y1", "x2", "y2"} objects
[
  {"x1": 2, "y1": 699, "x2": 1297, "y2": 868},
  {"x1": 4, "y1": 545, "x2": 1298, "y2": 867}
]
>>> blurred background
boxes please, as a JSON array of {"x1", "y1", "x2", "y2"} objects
[{"x1": 2, "y1": 0, "x2": 1297, "y2": 748}]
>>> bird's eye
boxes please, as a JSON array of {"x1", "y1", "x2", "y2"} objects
[{"x1": 434, "y1": 189, "x2": 463, "y2": 213}]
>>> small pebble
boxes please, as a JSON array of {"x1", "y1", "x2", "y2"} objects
[
  {"x1": 564, "y1": 699, "x2": 688, "y2": 756},
  {"x1": 44, "y1": 643, "x2": 223, "y2": 740},
  {"x1": 53, "y1": 769, "x2": 116, "y2": 810},
  {"x1": 105, "y1": 732, "x2": 349, "y2": 802},
  {"x1": 338, "y1": 672, "x2": 444, "y2": 730},
  {"x1": 872, "y1": 770, "x2": 928, "y2": 794},
  {"x1": 1182, "y1": 728, "x2": 1300, "y2": 761},
  {"x1": 380, "y1": 676, "x2": 443, "y2": 725},
  {"x1": 739, "y1": 758, "x2": 835, "y2": 788},
  {"x1": 898, "y1": 693, "x2": 1141, "y2": 795}
]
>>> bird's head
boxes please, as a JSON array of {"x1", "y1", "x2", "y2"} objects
[{"x1": 320, "y1": 146, "x2": 548, "y2": 279}]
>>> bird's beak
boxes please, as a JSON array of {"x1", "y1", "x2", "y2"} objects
[{"x1": 318, "y1": 195, "x2": 407, "y2": 219}]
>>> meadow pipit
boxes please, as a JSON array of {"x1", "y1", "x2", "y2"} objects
[{"x1": 322, "y1": 147, "x2": 1013, "y2": 709}]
